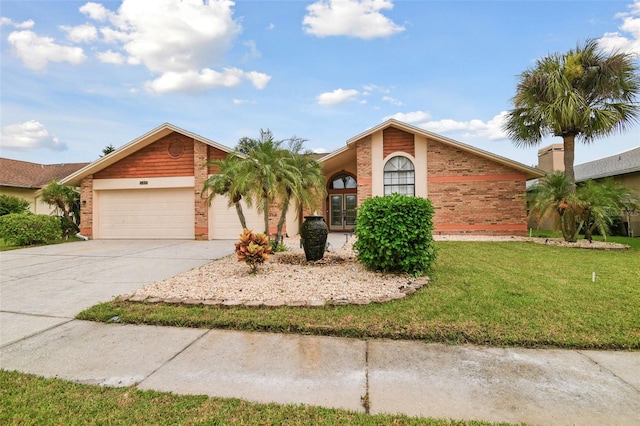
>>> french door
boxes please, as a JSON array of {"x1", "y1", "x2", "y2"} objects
[{"x1": 329, "y1": 194, "x2": 357, "y2": 231}]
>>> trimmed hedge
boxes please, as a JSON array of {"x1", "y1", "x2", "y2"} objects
[
  {"x1": 354, "y1": 194, "x2": 437, "y2": 276},
  {"x1": 0, "y1": 213, "x2": 62, "y2": 246}
]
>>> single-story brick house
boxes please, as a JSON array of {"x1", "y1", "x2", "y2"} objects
[
  {"x1": 0, "y1": 157, "x2": 89, "y2": 214},
  {"x1": 61, "y1": 120, "x2": 543, "y2": 240}
]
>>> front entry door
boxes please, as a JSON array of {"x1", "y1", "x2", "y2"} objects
[{"x1": 329, "y1": 194, "x2": 357, "y2": 231}]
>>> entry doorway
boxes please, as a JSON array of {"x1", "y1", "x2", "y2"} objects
[{"x1": 329, "y1": 194, "x2": 356, "y2": 231}]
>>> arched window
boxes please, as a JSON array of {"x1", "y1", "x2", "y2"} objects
[
  {"x1": 384, "y1": 156, "x2": 415, "y2": 196},
  {"x1": 329, "y1": 174, "x2": 357, "y2": 189}
]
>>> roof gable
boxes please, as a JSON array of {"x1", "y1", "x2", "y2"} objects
[
  {"x1": 61, "y1": 123, "x2": 232, "y2": 186},
  {"x1": 0, "y1": 158, "x2": 89, "y2": 189},
  {"x1": 339, "y1": 119, "x2": 544, "y2": 179}
]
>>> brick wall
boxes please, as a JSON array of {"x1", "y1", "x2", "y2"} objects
[
  {"x1": 207, "y1": 145, "x2": 229, "y2": 174},
  {"x1": 356, "y1": 136, "x2": 372, "y2": 205},
  {"x1": 79, "y1": 174, "x2": 93, "y2": 239},
  {"x1": 194, "y1": 140, "x2": 208, "y2": 240},
  {"x1": 94, "y1": 132, "x2": 195, "y2": 179},
  {"x1": 383, "y1": 127, "x2": 415, "y2": 158},
  {"x1": 426, "y1": 139, "x2": 527, "y2": 235}
]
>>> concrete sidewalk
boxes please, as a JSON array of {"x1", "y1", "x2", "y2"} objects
[
  {"x1": 1, "y1": 321, "x2": 638, "y2": 425},
  {"x1": 1, "y1": 238, "x2": 639, "y2": 425}
]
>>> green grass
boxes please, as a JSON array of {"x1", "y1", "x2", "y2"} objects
[
  {"x1": 78, "y1": 240, "x2": 640, "y2": 350},
  {"x1": 0, "y1": 370, "x2": 506, "y2": 426},
  {"x1": 0, "y1": 235, "x2": 84, "y2": 251}
]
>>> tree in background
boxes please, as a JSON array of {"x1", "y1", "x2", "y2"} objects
[
  {"x1": 40, "y1": 180, "x2": 80, "y2": 238},
  {"x1": 100, "y1": 144, "x2": 116, "y2": 157},
  {"x1": 504, "y1": 39, "x2": 639, "y2": 184}
]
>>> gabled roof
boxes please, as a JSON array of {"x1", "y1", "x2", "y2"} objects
[
  {"x1": 321, "y1": 119, "x2": 544, "y2": 180},
  {"x1": 61, "y1": 123, "x2": 233, "y2": 186},
  {"x1": 0, "y1": 158, "x2": 89, "y2": 189},
  {"x1": 575, "y1": 146, "x2": 640, "y2": 182}
]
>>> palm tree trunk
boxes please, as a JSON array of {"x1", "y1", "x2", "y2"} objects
[
  {"x1": 262, "y1": 195, "x2": 270, "y2": 236},
  {"x1": 563, "y1": 134, "x2": 576, "y2": 187},
  {"x1": 234, "y1": 202, "x2": 247, "y2": 230},
  {"x1": 274, "y1": 193, "x2": 292, "y2": 251}
]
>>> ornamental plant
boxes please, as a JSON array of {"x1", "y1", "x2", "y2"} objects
[
  {"x1": 354, "y1": 194, "x2": 437, "y2": 277},
  {"x1": 235, "y1": 228, "x2": 273, "y2": 273}
]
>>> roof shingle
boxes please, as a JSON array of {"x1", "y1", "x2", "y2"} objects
[
  {"x1": 0, "y1": 158, "x2": 90, "y2": 189},
  {"x1": 574, "y1": 147, "x2": 640, "y2": 182}
]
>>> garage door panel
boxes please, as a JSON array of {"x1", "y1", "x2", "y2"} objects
[{"x1": 98, "y1": 188, "x2": 194, "y2": 239}]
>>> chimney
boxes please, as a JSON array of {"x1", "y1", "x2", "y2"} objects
[{"x1": 537, "y1": 144, "x2": 564, "y2": 173}]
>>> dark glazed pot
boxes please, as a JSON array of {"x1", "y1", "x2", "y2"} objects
[{"x1": 301, "y1": 215, "x2": 328, "y2": 261}]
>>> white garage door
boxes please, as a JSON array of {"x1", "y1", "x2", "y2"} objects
[
  {"x1": 97, "y1": 188, "x2": 194, "y2": 239},
  {"x1": 209, "y1": 196, "x2": 264, "y2": 239}
]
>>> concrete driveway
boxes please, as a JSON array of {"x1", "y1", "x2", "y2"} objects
[{"x1": 0, "y1": 239, "x2": 234, "y2": 347}]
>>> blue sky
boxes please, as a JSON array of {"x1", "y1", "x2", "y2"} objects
[{"x1": 1, "y1": 0, "x2": 639, "y2": 168}]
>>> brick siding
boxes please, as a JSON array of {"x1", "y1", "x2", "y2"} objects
[
  {"x1": 426, "y1": 139, "x2": 527, "y2": 235},
  {"x1": 383, "y1": 127, "x2": 415, "y2": 158},
  {"x1": 194, "y1": 140, "x2": 209, "y2": 240},
  {"x1": 356, "y1": 136, "x2": 372, "y2": 206},
  {"x1": 79, "y1": 174, "x2": 93, "y2": 239}
]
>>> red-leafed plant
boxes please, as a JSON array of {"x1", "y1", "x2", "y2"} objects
[{"x1": 235, "y1": 228, "x2": 273, "y2": 273}]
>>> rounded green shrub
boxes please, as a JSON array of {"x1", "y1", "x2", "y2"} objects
[
  {"x1": 0, "y1": 213, "x2": 62, "y2": 246},
  {"x1": 354, "y1": 194, "x2": 437, "y2": 276},
  {"x1": 0, "y1": 195, "x2": 31, "y2": 216}
]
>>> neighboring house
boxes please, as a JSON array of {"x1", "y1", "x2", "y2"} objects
[
  {"x1": 0, "y1": 158, "x2": 89, "y2": 214},
  {"x1": 575, "y1": 147, "x2": 640, "y2": 237},
  {"x1": 532, "y1": 144, "x2": 640, "y2": 236},
  {"x1": 61, "y1": 121, "x2": 543, "y2": 240}
]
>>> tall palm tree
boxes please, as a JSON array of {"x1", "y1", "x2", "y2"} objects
[
  {"x1": 273, "y1": 137, "x2": 326, "y2": 248},
  {"x1": 203, "y1": 154, "x2": 254, "y2": 229},
  {"x1": 504, "y1": 39, "x2": 640, "y2": 184}
]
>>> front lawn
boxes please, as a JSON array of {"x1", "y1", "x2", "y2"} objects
[
  {"x1": 78, "y1": 240, "x2": 640, "y2": 349},
  {"x1": 0, "y1": 370, "x2": 502, "y2": 426}
]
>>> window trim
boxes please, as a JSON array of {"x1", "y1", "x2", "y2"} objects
[{"x1": 383, "y1": 155, "x2": 415, "y2": 196}]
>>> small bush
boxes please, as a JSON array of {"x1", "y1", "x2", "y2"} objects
[
  {"x1": 235, "y1": 228, "x2": 273, "y2": 273},
  {"x1": 0, "y1": 213, "x2": 62, "y2": 246},
  {"x1": 0, "y1": 195, "x2": 31, "y2": 216},
  {"x1": 354, "y1": 194, "x2": 437, "y2": 276}
]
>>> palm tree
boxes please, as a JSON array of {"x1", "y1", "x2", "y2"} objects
[
  {"x1": 528, "y1": 172, "x2": 582, "y2": 242},
  {"x1": 40, "y1": 180, "x2": 80, "y2": 237},
  {"x1": 576, "y1": 179, "x2": 638, "y2": 241},
  {"x1": 203, "y1": 154, "x2": 254, "y2": 229},
  {"x1": 272, "y1": 137, "x2": 326, "y2": 249},
  {"x1": 232, "y1": 129, "x2": 289, "y2": 236},
  {"x1": 504, "y1": 39, "x2": 640, "y2": 184}
]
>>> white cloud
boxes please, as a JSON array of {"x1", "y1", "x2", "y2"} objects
[
  {"x1": 382, "y1": 96, "x2": 402, "y2": 106},
  {"x1": 144, "y1": 67, "x2": 269, "y2": 94},
  {"x1": 233, "y1": 99, "x2": 256, "y2": 105},
  {"x1": 243, "y1": 40, "x2": 261, "y2": 61},
  {"x1": 79, "y1": 2, "x2": 113, "y2": 22},
  {"x1": 385, "y1": 110, "x2": 431, "y2": 123},
  {"x1": 317, "y1": 88, "x2": 360, "y2": 105},
  {"x1": 267, "y1": 23, "x2": 275, "y2": 30},
  {"x1": 386, "y1": 110, "x2": 509, "y2": 140},
  {"x1": 1, "y1": 17, "x2": 35, "y2": 29},
  {"x1": 60, "y1": 24, "x2": 98, "y2": 43},
  {"x1": 97, "y1": 49, "x2": 125, "y2": 64},
  {"x1": 598, "y1": 0, "x2": 640, "y2": 55},
  {"x1": 77, "y1": 0, "x2": 270, "y2": 93},
  {"x1": 0, "y1": 120, "x2": 67, "y2": 151},
  {"x1": 86, "y1": 0, "x2": 241, "y2": 74},
  {"x1": 245, "y1": 71, "x2": 271, "y2": 89},
  {"x1": 303, "y1": 0, "x2": 404, "y2": 39},
  {"x1": 7, "y1": 30, "x2": 86, "y2": 71}
]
